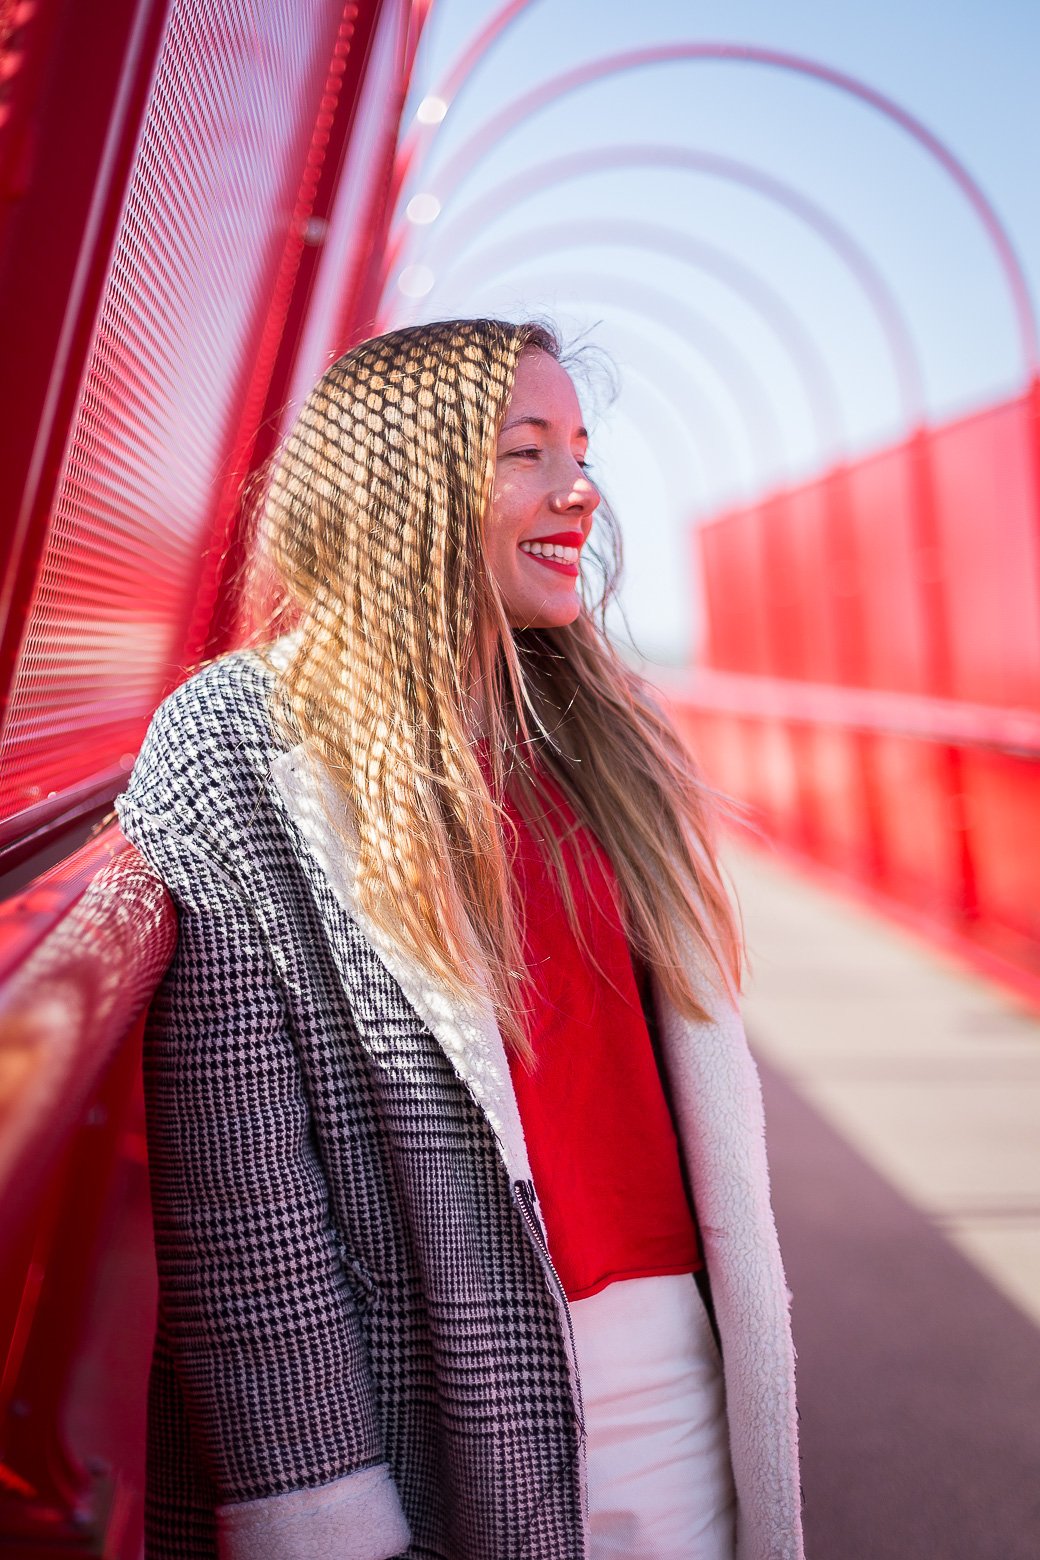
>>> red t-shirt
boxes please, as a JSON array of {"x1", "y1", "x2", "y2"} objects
[{"x1": 496, "y1": 759, "x2": 702, "y2": 1301}]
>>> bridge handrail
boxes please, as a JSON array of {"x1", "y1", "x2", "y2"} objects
[
  {"x1": 659, "y1": 670, "x2": 1040, "y2": 759},
  {"x1": 0, "y1": 832, "x2": 176, "y2": 1260}
]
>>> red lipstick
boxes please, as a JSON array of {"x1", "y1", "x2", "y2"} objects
[
  {"x1": 518, "y1": 530, "x2": 583, "y2": 578},
  {"x1": 523, "y1": 530, "x2": 584, "y2": 546}
]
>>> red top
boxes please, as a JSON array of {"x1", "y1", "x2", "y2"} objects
[{"x1": 496, "y1": 758, "x2": 702, "y2": 1301}]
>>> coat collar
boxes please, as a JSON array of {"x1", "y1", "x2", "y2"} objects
[{"x1": 269, "y1": 742, "x2": 535, "y2": 1188}]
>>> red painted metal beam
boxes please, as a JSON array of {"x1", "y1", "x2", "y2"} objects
[
  {"x1": 0, "y1": 840, "x2": 174, "y2": 1180},
  {"x1": 0, "y1": 837, "x2": 175, "y2": 1544},
  {"x1": 661, "y1": 668, "x2": 1040, "y2": 756}
]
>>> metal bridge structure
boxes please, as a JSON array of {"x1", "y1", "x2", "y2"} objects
[{"x1": 0, "y1": 2, "x2": 1037, "y2": 1554}]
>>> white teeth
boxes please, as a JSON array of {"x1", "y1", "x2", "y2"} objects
[{"x1": 519, "y1": 541, "x2": 580, "y2": 561}]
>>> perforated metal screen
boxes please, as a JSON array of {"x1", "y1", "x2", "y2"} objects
[{"x1": 0, "y1": 0, "x2": 403, "y2": 827}]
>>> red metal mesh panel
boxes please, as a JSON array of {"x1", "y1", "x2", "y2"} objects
[
  {"x1": 697, "y1": 389, "x2": 1040, "y2": 706},
  {"x1": 844, "y1": 443, "x2": 930, "y2": 693},
  {"x1": 286, "y1": 0, "x2": 407, "y2": 414},
  {"x1": 959, "y1": 747, "x2": 1040, "y2": 943},
  {"x1": 0, "y1": 1, "x2": 360, "y2": 825},
  {"x1": 756, "y1": 485, "x2": 837, "y2": 682},
  {"x1": 928, "y1": 396, "x2": 1040, "y2": 706},
  {"x1": 698, "y1": 507, "x2": 772, "y2": 674},
  {"x1": 684, "y1": 387, "x2": 1040, "y2": 990},
  {"x1": 870, "y1": 732, "x2": 961, "y2": 909}
]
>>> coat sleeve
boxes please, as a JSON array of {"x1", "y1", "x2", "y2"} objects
[{"x1": 115, "y1": 790, "x2": 411, "y2": 1560}]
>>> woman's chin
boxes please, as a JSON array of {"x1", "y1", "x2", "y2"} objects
[{"x1": 507, "y1": 594, "x2": 582, "y2": 631}]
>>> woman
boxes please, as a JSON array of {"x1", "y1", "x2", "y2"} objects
[{"x1": 116, "y1": 318, "x2": 803, "y2": 1560}]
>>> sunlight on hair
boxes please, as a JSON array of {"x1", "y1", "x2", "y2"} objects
[{"x1": 240, "y1": 318, "x2": 746, "y2": 1060}]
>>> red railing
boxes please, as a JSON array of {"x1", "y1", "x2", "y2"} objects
[
  {"x1": 0, "y1": 839, "x2": 174, "y2": 1550},
  {"x1": 664, "y1": 382, "x2": 1040, "y2": 1003}
]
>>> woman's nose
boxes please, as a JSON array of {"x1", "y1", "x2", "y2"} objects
[{"x1": 551, "y1": 470, "x2": 598, "y2": 514}]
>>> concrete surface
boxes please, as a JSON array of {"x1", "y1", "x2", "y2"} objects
[
  {"x1": 727, "y1": 841, "x2": 1040, "y2": 1558},
  {"x1": 729, "y1": 841, "x2": 1040, "y2": 1329}
]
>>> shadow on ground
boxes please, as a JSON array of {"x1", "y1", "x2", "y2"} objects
[{"x1": 758, "y1": 1052, "x2": 1040, "y2": 1560}]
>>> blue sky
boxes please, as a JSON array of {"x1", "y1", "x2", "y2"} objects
[{"x1": 384, "y1": 0, "x2": 1039, "y2": 662}]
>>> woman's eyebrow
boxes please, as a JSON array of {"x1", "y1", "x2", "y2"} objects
[{"x1": 500, "y1": 414, "x2": 589, "y2": 438}]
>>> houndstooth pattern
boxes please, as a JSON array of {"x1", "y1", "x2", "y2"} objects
[{"x1": 115, "y1": 650, "x2": 583, "y2": 1560}]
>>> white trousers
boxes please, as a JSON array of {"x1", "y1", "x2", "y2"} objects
[{"x1": 570, "y1": 1274, "x2": 737, "y2": 1560}]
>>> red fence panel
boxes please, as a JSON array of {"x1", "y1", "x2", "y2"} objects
[
  {"x1": 930, "y1": 396, "x2": 1040, "y2": 707},
  {"x1": 676, "y1": 383, "x2": 1040, "y2": 1001},
  {"x1": 699, "y1": 504, "x2": 773, "y2": 673},
  {"x1": 0, "y1": 2, "x2": 418, "y2": 1549},
  {"x1": 0, "y1": 0, "x2": 406, "y2": 843},
  {"x1": 844, "y1": 443, "x2": 931, "y2": 692}
]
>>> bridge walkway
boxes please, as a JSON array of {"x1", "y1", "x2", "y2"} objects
[{"x1": 729, "y1": 843, "x2": 1040, "y2": 1559}]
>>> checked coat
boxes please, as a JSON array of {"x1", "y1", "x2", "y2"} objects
[{"x1": 114, "y1": 641, "x2": 804, "y2": 1560}]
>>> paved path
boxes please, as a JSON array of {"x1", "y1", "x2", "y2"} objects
[{"x1": 728, "y1": 841, "x2": 1040, "y2": 1559}]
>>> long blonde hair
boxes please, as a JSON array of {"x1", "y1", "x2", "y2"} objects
[{"x1": 243, "y1": 317, "x2": 744, "y2": 1058}]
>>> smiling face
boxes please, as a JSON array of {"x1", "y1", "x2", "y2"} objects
[{"x1": 484, "y1": 349, "x2": 599, "y2": 630}]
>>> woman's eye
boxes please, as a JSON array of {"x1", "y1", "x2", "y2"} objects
[{"x1": 504, "y1": 447, "x2": 593, "y2": 472}]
